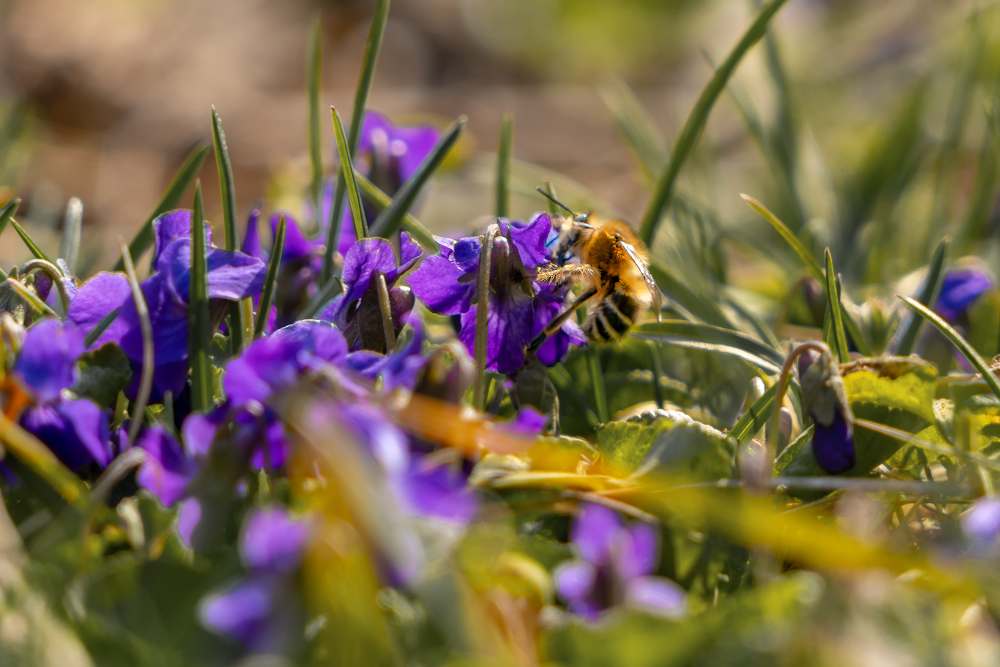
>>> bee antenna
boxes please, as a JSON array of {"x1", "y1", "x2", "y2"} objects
[{"x1": 534, "y1": 186, "x2": 575, "y2": 216}]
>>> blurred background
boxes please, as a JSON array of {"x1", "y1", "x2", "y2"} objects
[{"x1": 0, "y1": 0, "x2": 989, "y2": 283}]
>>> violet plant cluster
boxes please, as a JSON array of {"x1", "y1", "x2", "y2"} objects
[{"x1": 7, "y1": 5, "x2": 1000, "y2": 666}]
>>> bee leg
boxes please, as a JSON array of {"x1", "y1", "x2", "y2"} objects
[{"x1": 527, "y1": 287, "x2": 598, "y2": 354}]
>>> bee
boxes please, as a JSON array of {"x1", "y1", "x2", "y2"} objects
[{"x1": 529, "y1": 193, "x2": 661, "y2": 350}]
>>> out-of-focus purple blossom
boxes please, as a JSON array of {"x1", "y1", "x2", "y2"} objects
[
  {"x1": 184, "y1": 321, "x2": 349, "y2": 470},
  {"x1": 67, "y1": 210, "x2": 266, "y2": 401},
  {"x1": 935, "y1": 269, "x2": 993, "y2": 322},
  {"x1": 322, "y1": 236, "x2": 422, "y2": 354},
  {"x1": 964, "y1": 498, "x2": 1000, "y2": 555},
  {"x1": 135, "y1": 426, "x2": 198, "y2": 507},
  {"x1": 554, "y1": 503, "x2": 685, "y2": 621},
  {"x1": 496, "y1": 406, "x2": 548, "y2": 437},
  {"x1": 201, "y1": 505, "x2": 311, "y2": 652},
  {"x1": 13, "y1": 319, "x2": 112, "y2": 470},
  {"x1": 408, "y1": 214, "x2": 584, "y2": 373}
]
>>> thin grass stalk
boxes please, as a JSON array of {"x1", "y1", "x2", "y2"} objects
[
  {"x1": 8, "y1": 217, "x2": 53, "y2": 263},
  {"x1": 84, "y1": 308, "x2": 120, "y2": 348},
  {"x1": 898, "y1": 295, "x2": 1000, "y2": 402},
  {"x1": 114, "y1": 145, "x2": 209, "y2": 271},
  {"x1": 60, "y1": 197, "x2": 82, "y2": 276},
  {"x1": 212, "y1": 107, "x2": 247, "y2": 354},
  {"x1": 893, "y1": 237, "x2": 948, "y2": 356},
  {"x1": 254, "y1": 215, "x2": 286, "y2": 339},
  {"x1": 495, "y1": 113, "x2": 514, "y2": 218},
  {"x1": 638, "y1": 0, "x2": 791, "y2": 245},
  {"x1": 188, "y1": 182, "x2": 213, "y2": 412},
  {"x1": 306, "y1": 19, "x2": 324, "y2": 218},
  {"x1": 824, "y1": 249, "x2": 850, "y2": 363},
  {"x1": 119, "y1": 238, "x2": 153, "y2": 446},
  {"x1": 331, "y1": 107, "x2": 369, "y2": 240},
  {"x1": 321, "y1": 0, "x2": 391, "y2": 284},
  {"x1": 588, "y1": 347, "x2": 610, "y2": 424},
  {"x1": 369, "y1": 116, "x2": 466, "y2": 239},
  {"x1": 354, "y1": 172, "x2": 439, "y2": 252}
]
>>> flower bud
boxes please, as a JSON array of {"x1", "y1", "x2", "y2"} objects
[{"x1": 799, "y1": 347, "x2": 855, "y2": 474}]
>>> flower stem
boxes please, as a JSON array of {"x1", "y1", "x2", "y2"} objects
[
  {"x1": 375, "y1": 272, "x2": 396, "y2": 353},
  {"x1": 473, "y1": 225, "x2": 498, "y2": 411},
  {"x1": 119, "y1": 238, "x2": 154, "y2": 446}
]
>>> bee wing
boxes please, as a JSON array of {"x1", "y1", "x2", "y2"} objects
[{"x1": 620, "y1": 240, "x2": 662, "y2": 322}]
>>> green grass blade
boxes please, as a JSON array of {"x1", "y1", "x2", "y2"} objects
[
  {"x1": 188, "y1": 182, "x2": 213, "y2": 412},
  {"x1": 957, "y1": 100, "x2": 1000, "y2": 252},
  {"x1": 307, "y1": 19, "x2": 324, "y2": 216},
  {"x1": 370, "y1": 116, "x2": 466, "y2": 239},
  {"x1": 60, "y1": 196, "x2": 82, "y2": 275},
  {"x1": 730, "y1": 381, "x2": 778, "y2": 444},
  {"x1": 0, "y1": 198, "x2": 19, "y2": 280},
  {"x1": 638, "y1": 0, "x2": 791, "y2": 245},
  {"x1": 84, "y1": 308, "x2": 120, "y2": 348},
  {"x1": 893, "y1": 237, "x2": 949, "y2": 356},
  {"x1": 114, "y1": 145, "x2": 209, "y2": 271},
  {"x1": 898, "y1": 294, "x2": 1000, "y2": 402},
  {"x1": 331, "y1": 107, "x2": 369, "y2": 240},
  {"x1": 631, "y1": 320, "x2": 784, "y2": 374},
  {"x1": 742, "y1": 194, "x2": 823, "y2": 280},
  {"x1": 9, "y1": 217, "x2": 53, "y2": 263},
  {"x1": 254, "y1": 215, "x2": 286, "y2": 339},
  {"x1": 599, "y1": 78, "x2": 668, "y2": 185},
  {"x1": 212, "y1": 107, "x2": 246, "y2": 354},
  {"x1": 824, "y1": 249, "x2": 850, "y2": 363},
  {"x1": 320, "y1": 0, "x2": 391, "y2": 283},
  {"x1": 495, "y1": 112, "x2": 514, "y2": 218},
  {"x1": 354, "y1": 171, "x2": 439, "y2": 252}
]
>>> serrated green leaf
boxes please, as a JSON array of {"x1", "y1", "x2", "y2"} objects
[
  {"x1": 634, "y1": 418, "x2": 735, "y2": 482},
  {"x1": 114, "y1": 144, "x2": 209, "y2": 271},
  {"x1": 72, "y1": 342, "x2": 133, "y2": 409}
]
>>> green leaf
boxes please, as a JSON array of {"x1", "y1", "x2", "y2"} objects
[
  {"x1": 899, "y1": 294, "x2": 1000, "y2": 402},
  {"x1": 893, "y1": 237, "x2": 948, "y2": 356},
  {"x1": 114, "y1": 144, "x2": 209, "y2": 271},
  {"x1": 634, "y1": 416, "x2": 735, "y2": 482},
  {"x1": 495, "y1": 112, "x2": 514, "y2": 218},
  {"x1": 638, "y1": 0, "x2": 792, "y2": 245},
  {"x1": 369, "y1": 116, "x2": 467, "y2": 239},
  {"x1": 774, "y1": 425, "x2": 813, "y2": 475},
  {"x1": 8, "y1": 216, "x2": 53, "y2": 263},
  {"x1": 320, "y1": 0, "x2": 391, "y2": 283},
  {"x1": 823, "y1": 249, "x2": 850, "y2": 363},
  {"x1": 306, "y1": 19, "x2": 324, "y2": 214},
  {"x1": 600, "y1": 77, "x2": 668, "y2": 185},
  {"x1": 72, "y1": 342, "x2": 133, "y2": 409},
  {"x1": 730, "y1": 381, "x2": 778, "y2": 444},
  {"x1": 59, "y1": 196, "x2": 82, "y2": 276},
  {"x1": 254, "y1": 214, "x2": 286, "y2": 339},
  {"x1": 595, "y1": 414, "x2": 685, "y2": 476},
  {"x1": 354, "y1": 171, "x2": 439, "y2": 252},
  {"x1": 632, "y1": 321, "x2": 784, "y2": 375},
  {"x1": 212, "y1": 106, "x2": 246, "y2": 355},
  {"x1": 331, "y1": 107, "x2": 369, "y2": 240},
  {"x1": 188, "y1": 182, "x2": 213, "y2": 412}
]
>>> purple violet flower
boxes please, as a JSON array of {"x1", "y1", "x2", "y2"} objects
[
  {"x1": 345, "y1": 313, "x2": 429, "y2": 392},
  {"x1": 135, "y1": 425, "x2": 198, "y2": 507},
  {"x1": 554, "y1": 503, "x2": 685, "y2": 621},
  {"x1": 201, "y1": 505, "x2": 312, "y2": 652},
  {"x1": 408, "y1": 214, "x2": 585, "y2": 373},
  {"x1": 935, "y1": 269, "x2": 992, "y2": 322},
  {"x1": 184, "y1": 320, "x2": 349, "y2": 470},
  {"x1": 68, "y1": 210, "x2": 266, "y2": 401},
  {"x1": 13, "y1": 319, "x2": 112, "y2": 470},
  {"x1": 321, "y1": 235, "x2": 422, "y2": 353}
]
